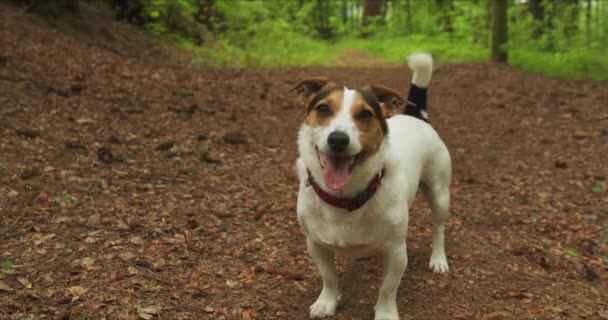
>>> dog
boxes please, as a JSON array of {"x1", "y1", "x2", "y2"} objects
[{"x1": 292, "y1": 53, "x2": 451, "y2": 320}]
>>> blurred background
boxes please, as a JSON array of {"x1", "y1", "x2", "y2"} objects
[{"x1": 14, "y1": 0, "x2": 608, "y2": 79}]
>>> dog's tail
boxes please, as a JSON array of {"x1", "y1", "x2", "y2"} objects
[{"x1": 404, "y1": 52, "x2": 433, "y2": 122}]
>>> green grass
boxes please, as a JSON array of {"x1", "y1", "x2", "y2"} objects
[
  {"x1": 337, "y1": 35, "x2": 489, "y2": 64},
  {"x1": 510, "y1": 48, "x2": 608, "y2": 80},
  {"x1": 176, "y1": 31, "x2": 340, "y2": 68},
  {"x1": 174, "y1": 31, "x2": 608, "y2": 80}
]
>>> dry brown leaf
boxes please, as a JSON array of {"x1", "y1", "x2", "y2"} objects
[
  {"x1": 138, "y1": 305, "x2": 161, "y2": 319},
  {"x1": 68, "y1": 286, "x2": 88, "y2": 302},
  {"x1": 17, "y1": 277, "x2": 32, "y2": 289},
  {"x1": 0, "y1": 280, "x2": 14, "y2": 291}
]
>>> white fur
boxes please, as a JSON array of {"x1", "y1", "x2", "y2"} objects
[
  {"x1": 296, "y1": 58, "x2": 451, "y2": 320},
  {"x1": 408, "y1": 52, "x2": 433, "y2": 88}
]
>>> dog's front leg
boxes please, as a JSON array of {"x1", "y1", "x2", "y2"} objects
[
  {"x1": 374, "y1": 242, "x2": 407, "y2": 320},
  {"x1": 307, "y1": 238, "x2": 340, "y2": 318}
]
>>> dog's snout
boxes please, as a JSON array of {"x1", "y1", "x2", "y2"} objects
[{"x1": 327, "y1": 131, "x2": 350, "y2": 152}]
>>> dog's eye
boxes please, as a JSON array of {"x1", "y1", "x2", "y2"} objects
[
  {"x1": 315, "y1": 104, "x2": 332, "y2": 116},
  {"x1": 356, "y1": 110, "x2": 374, "y2": 121}
]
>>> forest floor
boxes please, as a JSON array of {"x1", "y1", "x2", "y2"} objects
[{"x1": 1, "y1": 3, "x2": 608, "y2": 320}]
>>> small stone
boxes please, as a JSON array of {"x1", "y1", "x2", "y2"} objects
[
  {"x1": 15, "y1": 128, "x2": 40, "y2": 138},
  {"x1": 70, "y1": 84, "x2": 84, "y2": 95},
  {"x1": 47, "y1": 86, "x2": 70, "y2": 97},
  {"x1": 223, "y1": 131, "x2": 247, "y2": 145},
  {"x1": 573, "y1": 130, "x2": 589, "y2": 139},
  {"x1": 20, "y1": 169, "x2": 38, "y2": 180},
  {"x1": 65, "y1": 140, "x2": 86, "y2": 149},
  {"x1": 583, "y1": 265, "x2": 599, "y2": 282},
  {"x1": 7, "y1": 190, "x2": 19, "y2": 198},
  {"x1": 86, "y1": 213, "x2": 101, "y2": 226},
  {"x1": 97, "y1": 147, "x2": 122, "y2": 164},
  {"x1": 155, "y1": 140, "x2": 175, "y2": 151},
  {"x1": 107, "y1": 135, "x2": 123, "y2": 144},
  {"x1": 484, "y1": 311, "x2": 512, "y2": 319},
  {"x1": 554, "y1": 161, "x2": 568, "y2": 169}
]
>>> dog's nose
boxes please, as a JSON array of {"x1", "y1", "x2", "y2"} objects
[{"x1": 327, "y1": 131, "x2": 350, "y2": 152}]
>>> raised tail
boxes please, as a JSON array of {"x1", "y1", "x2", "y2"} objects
[{"x1": 404, "y1": 52, "x2": 433, "y2": 123}]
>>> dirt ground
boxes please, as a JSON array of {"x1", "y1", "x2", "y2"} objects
[{"x1": 1, "y1": 4, "x2": 607, "y2": 320}]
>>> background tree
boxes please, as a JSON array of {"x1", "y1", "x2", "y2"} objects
[
  {"x1": 361, "y1": 0, "x2": 384, "y2": 37},
  {"x1": 491, "y1": 0, "x2": 508, "y2": 63}
]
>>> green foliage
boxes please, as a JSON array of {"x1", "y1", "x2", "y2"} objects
[
  {"x1": 196, "y1": 142, "x2": 211, "y2": 163},
  {"x1": 54, "y1": 192, "x2": 72, "y2": 205},
  {"x1": 591, "y1": 184, "x2": 603, "y2": 194},
  {"x1": 566, "y1": 248, "x2": 579, "y2": 257},
  {"x1": 117, "y1": 0, "x2": 607, "y2": 79},
  {"x1": 2, "y1": 259, "x2": 13, "y2": 270},
  {"x1": 338, "y1": 34, "x2": 488, "y2": 64}
]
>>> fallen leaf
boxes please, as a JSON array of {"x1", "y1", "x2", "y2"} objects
[
  {"x1": 483, "y1": 310, "x2": 512, "y2": 319},
  {"x1": 130, "y1": 236, "x2": 144, "y2": 245},
  {"x1": 226, "y1": 279, "x2": 238, "y2": 288},
  {"x1": 17, "y1": 277, "x2": 32, "y2": 289},
  {"x1": 138, "y1": 305, "x2": 161, "y2": 319},
  {"x1": 0, "y1": 280, "x2": 14, "y2": 291},
  {"x1": 68, "y1": 286, "x2": 88, "y2": 302}
]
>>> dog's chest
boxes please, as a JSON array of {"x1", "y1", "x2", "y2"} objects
[
  {"x1": 306, "y1": 219, "x2": 389, "y2": 257},
  {"x1": 298, "y1": 191, "x2": 406, "y2": 257}
]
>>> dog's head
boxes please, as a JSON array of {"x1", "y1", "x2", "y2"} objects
[{"x1": 292, "y1": 77, "x2": 408, "y2": 191}]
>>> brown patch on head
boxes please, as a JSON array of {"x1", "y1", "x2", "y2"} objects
[
  {"x1": 350, "y1": 91, "x2": 387, "y2": 162},
  {"x1": 367, "y1": 85, "x2": 411, "y2": 118},
  {"x1": 304, "y1": 87, "x2": 344, "y2": 127}
]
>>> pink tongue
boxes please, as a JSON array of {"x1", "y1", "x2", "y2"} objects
[{"x1": 319, "y1": 153, "x2": 351, "y2": 190}]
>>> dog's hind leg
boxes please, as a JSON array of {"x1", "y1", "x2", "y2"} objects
[
  {"x1": 307, "y1": 238, "x2": 341, "y2": 318},
  {"x1": 421, "y1": 182, "x2": 450, "y2": 274}
]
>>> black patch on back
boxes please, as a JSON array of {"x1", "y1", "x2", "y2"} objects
[
  {"x1": 306, "y1": 85, "x2": 343, "y2": 114},
  {"x1": 359, "y1": 89, "x2": 388, "y2": 134},
  {"x1": 404, "y1": 84, "x2": 429, "y2": 123}
]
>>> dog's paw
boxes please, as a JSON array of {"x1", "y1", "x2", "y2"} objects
[
  {"x1": 429, "y1": 252, "x2": 449, "y2": 274},
  {"x1": 374, "y1": 303, "x2": 399, "y2": 320},
  {"x1": 309, "y1": 294, "x2": 340, "y2": 318}
]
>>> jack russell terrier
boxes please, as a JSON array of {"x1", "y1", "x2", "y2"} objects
[{"x1": 292, "y1": 53, "x2": 451, "y2": 319}]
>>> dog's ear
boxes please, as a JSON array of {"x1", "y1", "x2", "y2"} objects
[
  {"x1": 370, "y1": 85, "x2": 413, "y2": 118},
  {"x1": 289, "y1": 77, "x2": 329, "y2": 100}
]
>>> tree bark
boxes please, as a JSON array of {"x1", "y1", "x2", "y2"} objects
[
  {"x1": 405, "y1": 0, "x2": 411, "y2": 33},
  {"x1": 361, "y1": 0, "x2": 384, "y2": 28},
  {"x1": 563, "y1": 0, "x2": 579, "y2": 39},
  {"x1": 528, "y1": 0, "x2": 543, "y2": 38},
  {"x1": 491, "y1": 0, "x2": 508, "y2": 63},
  {"x1": 586, "y1": 0, "x2": 591, "y2": 46}
]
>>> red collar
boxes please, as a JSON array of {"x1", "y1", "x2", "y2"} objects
[{"x1": 306, "y1": 169, "x2": 385, "y2": 211}]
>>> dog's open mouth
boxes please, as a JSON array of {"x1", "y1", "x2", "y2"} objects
[{"x1": 316, "y1": 147, "x2": 365, "y2": 190}]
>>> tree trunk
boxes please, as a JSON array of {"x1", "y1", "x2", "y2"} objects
[
  {"x1": 491, "y1": 0, "x2": 508, "y2": 63},
  {"x1": 563, "y1": 0, "x2": 579, "y2": 39},
  {"x1": 528, "y1": 0, "x2": 543, "y2": 38},
  {"x1": 342, "y1": 0, "x2": 348, "y2": 24},
  {"x1": 585, "y1": 0, "x2": 591, "y2": 46},
  {"x1": 405, "y1": 0, "x2": 411, "y2": 33},
  {"x1": 196, "y1": 0, "x2": 215, "y2": 32},
  {"x1": 361, "y1": 0, "x2": 384, "y2": 29},
  {"x1": 444, "y1": 0, "x2": 454, "y2": 40},
  {"x1": 20, "y1": 0, "x2": 80, "y2": 16}
]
